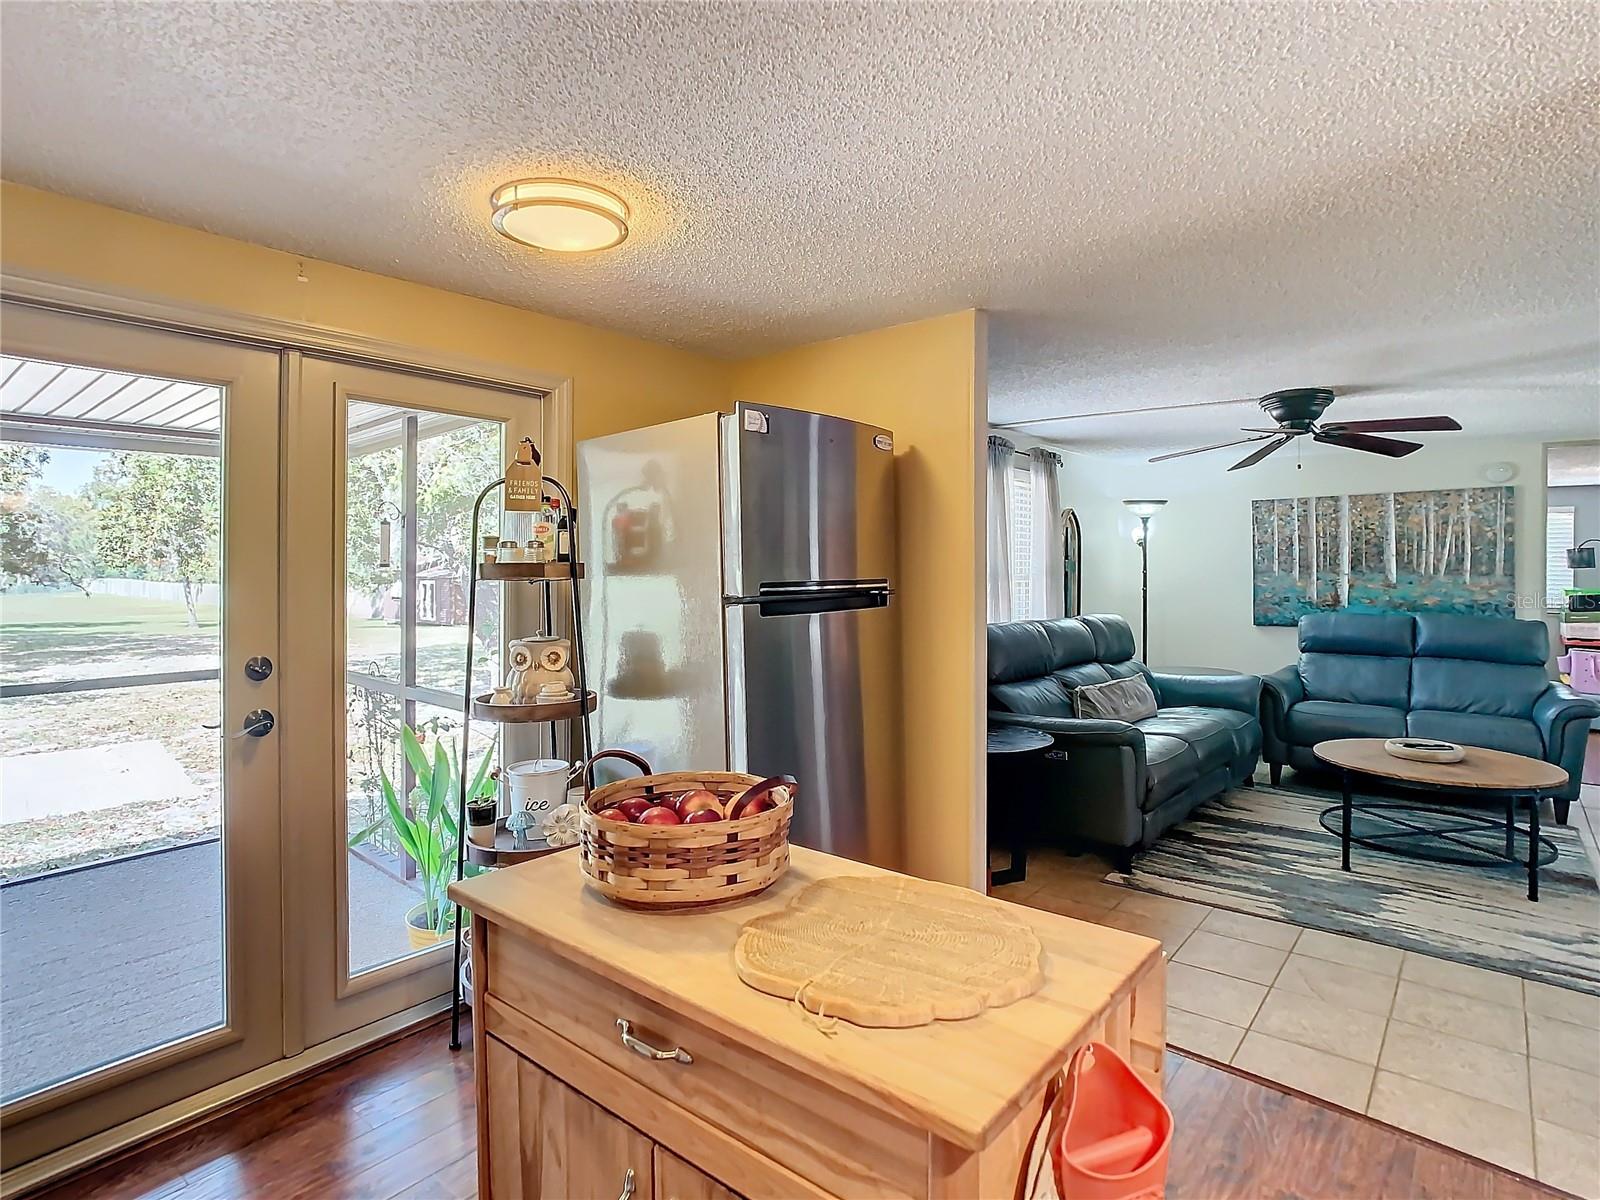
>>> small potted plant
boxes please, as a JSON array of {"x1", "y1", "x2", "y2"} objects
[
  {"x1": 467, "y1": 795, "x2": 499, "y2": 849},
  {"x1": 350, "y1": 725, "x2": 496, "y2": 951}
]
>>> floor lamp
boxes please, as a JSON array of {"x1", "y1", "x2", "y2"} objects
[{"x1": 1124, "y1": 500, "x2": 1167, "y2": 660}]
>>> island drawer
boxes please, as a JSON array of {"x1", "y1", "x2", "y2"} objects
[{"x1": 485, "y1": 928, "x2": 929, "y2": 1199}]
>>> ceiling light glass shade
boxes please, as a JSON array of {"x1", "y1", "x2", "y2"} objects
[
  {"x1": 490, "y1": 179, "x2": 629, "y2": 253},
  {"x1": 1123, "y1": 499, "x2": 1169, "y2": 519}
]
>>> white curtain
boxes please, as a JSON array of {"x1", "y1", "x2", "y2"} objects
[
  {"x1": 986, "y1": 436, "x2": 1015, "y2": 622},
  {"x1": 1028, "y1": 447, "x2": 1065, "y2": 619}
]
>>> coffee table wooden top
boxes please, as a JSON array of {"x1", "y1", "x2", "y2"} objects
[{"x1": 1313, "y1": 738, "x2": 1568, "y2": 792}]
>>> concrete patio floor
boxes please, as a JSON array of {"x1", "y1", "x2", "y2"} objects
[{"x1": 0, "y1": 840, "x2": 425, "y2": 1102}]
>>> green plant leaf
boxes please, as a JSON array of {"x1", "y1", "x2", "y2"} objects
[
  {"x1": 469, "y1": 743, "x2": 496, "y2": 801},
  {"x1": 428, "y1": 739, "x2": 451, "y2": 827},
  {"x1": 402, "y1": 724, "x2": 432, "y2": 792},
  {"x1": 380, "y1": 763, "x2": 423, "y2": 864},
  {"x1": 348, "y1": 817, "x2": 386, "y2": 848}
]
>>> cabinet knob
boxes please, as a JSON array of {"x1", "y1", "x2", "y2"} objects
[
  {"x1": 617, "y1": 1166, "x2": 636, "y2": 1200},
  {"x1": 615, "y1": 1018, "x2": 693, "y2": 1064}
]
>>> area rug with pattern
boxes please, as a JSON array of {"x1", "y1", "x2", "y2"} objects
[{"x1": 1108, "y1": 780, "x2": 1600, "y2": 996}]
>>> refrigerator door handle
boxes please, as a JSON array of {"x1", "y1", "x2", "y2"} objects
[
  {"x1": 725, "y1": 578, "x2": 892, "y2": 602},
  {"x1": 725, "y1": 584, "x2": 894, "y2": 617}
]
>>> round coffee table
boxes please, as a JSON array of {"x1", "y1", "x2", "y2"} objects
[{"x1": 1313, "y1": 738, "x2": 1568, "y2": 901}]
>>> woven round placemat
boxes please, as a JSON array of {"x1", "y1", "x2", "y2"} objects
[{"x1": 733, "y1": 874, "x2": 1045, "y2": 1028}]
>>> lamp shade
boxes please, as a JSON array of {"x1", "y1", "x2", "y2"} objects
[
  {"x1": 1123, "y1": 499, "x2": 1168, "y2": 519},
  {"x1": 1569, "y1": 545, "x2": 1598, "y2": 570}
]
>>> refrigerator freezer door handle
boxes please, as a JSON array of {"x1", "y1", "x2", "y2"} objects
[
  {"x1": 723, "y1": 586, "x2": 895, "y2": 605},
  {"x1": 726, "y1": 588, "x2": 894, "y2": 618}
]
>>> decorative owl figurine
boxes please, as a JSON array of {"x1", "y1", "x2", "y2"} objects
[{"x1": 504, "y1": 635, "x2": 576, "y2": 704}]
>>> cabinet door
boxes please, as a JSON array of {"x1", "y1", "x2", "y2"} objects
[
  {"x1": 654, "y1": 1148, "x2": 745, "y2": 1200},
  {"x1": 485, "y1": 1035, "x2": 653, "y2": 1200}
]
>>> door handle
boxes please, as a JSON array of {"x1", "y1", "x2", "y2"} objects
[
  {"x1": 615, "y1": 1018, "x2": 692, "y2": 1064},
  {"x1": 202, "y1": 709, "x2": 276, "y2": 738},
  {"x1": 617, "y1": 1167, "x2": 636, "y2": 1200}
]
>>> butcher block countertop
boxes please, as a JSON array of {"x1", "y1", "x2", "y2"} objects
[{"x1": 450, "y1": 847, "x2": 1163, "y2": 1154}]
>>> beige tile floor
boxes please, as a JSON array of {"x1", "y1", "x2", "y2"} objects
[{"x1": 992, "y1": 781, "x2": 1600, "y2": 1197}]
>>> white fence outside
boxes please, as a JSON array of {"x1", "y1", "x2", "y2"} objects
[{"x1": 87, "y1": 578, "x2": 222, "y2": 606}]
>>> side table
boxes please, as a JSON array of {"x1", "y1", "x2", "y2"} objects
[{"x1": 987, "y1": 725, "x2": 1053, "y2": 886}]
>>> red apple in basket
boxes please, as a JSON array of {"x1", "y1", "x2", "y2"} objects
[
  {"x1": 683, "y1": 808, "x2": 723, "y2": 825},
  {"x1": 728, "y1": 775, "x2": 797, "y2": 820},
  {"x1": 677, "y1": 789, "x2": 721, "y2": 817},
  {"x1": 637, "y1": 805, "x2": 682, "y2": 826},
  {"x1": 594, "y1": 807, "x2": 629, "y2": 823},
  {"x1": 616, "y1": 797, "x2": 653, "y2": 821}
]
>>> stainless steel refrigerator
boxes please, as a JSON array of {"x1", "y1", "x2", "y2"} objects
[{"x1": 579, "y1": 402, "x2": 897, "y2": 861}]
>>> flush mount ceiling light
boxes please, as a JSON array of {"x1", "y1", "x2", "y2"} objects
[{"x1": 490, "y1": 178, "x2": 629, "y2": 253}]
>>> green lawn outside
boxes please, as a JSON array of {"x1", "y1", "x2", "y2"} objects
[
  {"x1": 0, "y1": 591, "x2": 491, "y2": 877},
  {"x1": 0, "y1": 593, "x2": 475, "y2": 675},
  {"x1": 0, "y1": 591, "x2": 219, "y2": 641}
]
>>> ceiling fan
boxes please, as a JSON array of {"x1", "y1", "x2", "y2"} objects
[{"x1": 1150, "y1": 388, "x2": 1463, "y2": 471}]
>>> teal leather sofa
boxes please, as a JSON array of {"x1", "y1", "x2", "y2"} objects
[
  {"x1": 1261, "y1": 611, "x2": 1599, "y2": 822},
  {"x1": 988, "y1": 615, "x2": 1262, "y2": 869}
]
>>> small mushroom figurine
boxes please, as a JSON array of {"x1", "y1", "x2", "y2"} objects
[{"x1": 505, "y1": 806, "x2": 537, "y2": 847}]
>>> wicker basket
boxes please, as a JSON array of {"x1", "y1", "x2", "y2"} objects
[{"x1": 579, "y1": 770, "x2": 792, "y2": 910}]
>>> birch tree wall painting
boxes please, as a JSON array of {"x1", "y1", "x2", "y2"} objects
[{"x1": 1251, "y1": 486, "x2": 1515, "y2": 626}]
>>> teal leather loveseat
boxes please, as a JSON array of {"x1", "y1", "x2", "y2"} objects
[{"x1": 1261, "y1": 611, "x2": 1599, "y2": 822}]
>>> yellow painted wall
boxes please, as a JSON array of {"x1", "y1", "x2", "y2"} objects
[
  {"x1": 1, "y1": 182, "x2": 989, "y2": 889},
  {"x1": 732, "y1": 311, "x2": 987, "y2": 887},
  {"x1": 0, "y1": 182, "x2": 730, "y2": 441}
]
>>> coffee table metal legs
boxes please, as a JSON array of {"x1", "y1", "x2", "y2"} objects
[
  {"x1": 1340, "y1": 769, "x2": 1352, "y2": 872},
  {"x1": 1527, "y1": 792, "x2": 1540, "y2": 902},
  {"x1": 1332, "y1": 785, "x2": 1546, "y2": 902}
]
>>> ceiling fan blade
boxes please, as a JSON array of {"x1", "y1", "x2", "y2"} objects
[
  {"x1": 1227, "y1": 435, "x2": 1293, "y2": 471},
  {"x1": 1321, "y1": 416, "x2": 1462, "y2": 434},
  {"x1": 1148, "y1": 434, "x2": 1272, "y2": 464},
  {"x1": 1313, "y1": 431, "x2": 1423, "y2": 458}
]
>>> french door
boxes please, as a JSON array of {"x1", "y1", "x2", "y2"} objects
[
  {"x1": 0, "y1": 303, "x2": 283, "y2": 1167},
  {"x1": 283, "y1": 357, "x2": 545, "y2": 1048},
  {"x1": 0, "y1": 306, "x2": 551, "y2": 1172}
]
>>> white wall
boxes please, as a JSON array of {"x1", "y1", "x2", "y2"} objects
[
  {"x1": 1059, "y1": 437, "x2": 1550, "y2": 676},
  {"x1": 1550, "y1": 483, "x2": 1600, "y2": 593}
]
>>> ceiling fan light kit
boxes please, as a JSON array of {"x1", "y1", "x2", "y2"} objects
[{"x1": 1150, "y1": 388, "x2": 1463, "y2": 471}]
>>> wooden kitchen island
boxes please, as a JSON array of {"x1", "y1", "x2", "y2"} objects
[{"x1": 449, "y1": 847, "x2": 1165, "y2": 1200}]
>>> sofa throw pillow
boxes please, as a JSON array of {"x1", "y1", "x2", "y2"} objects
[{"x1": 1072, "y1": 675, "x2": 1158, "y2": 723}]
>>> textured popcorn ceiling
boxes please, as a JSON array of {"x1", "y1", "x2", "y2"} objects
[{"x1": 1, "y1": 1, "x2": 1596, "y2": 457}]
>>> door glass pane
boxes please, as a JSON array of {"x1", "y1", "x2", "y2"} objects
[
  {"x1": 344, "y1": 681, "x2": 417, "y2": 975},
  {"x1": 415, "y1": 418, "x2": 503, "y2": 693},
  {"x1": 345, "y1": 406, "x2": 404, "y2": 683},
  {"x1": 0, "y1": 355, "x2": 225, "y2": 1102},
  {"x1": 343, "y1": 399, "x2": 503, "y2": 976}
]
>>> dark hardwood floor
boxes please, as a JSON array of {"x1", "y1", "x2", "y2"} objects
[{"x1": 37, "y1": 1016, "x2": 1560, "y2": 1200}]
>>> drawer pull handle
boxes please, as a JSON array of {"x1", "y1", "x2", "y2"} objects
[
  {"x1": 616, "y1": 1018, "x2": 693, "y2": 1064},
  {"x1": 618, "y1": 1167, "x2": 636, "y2": 1200}
]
